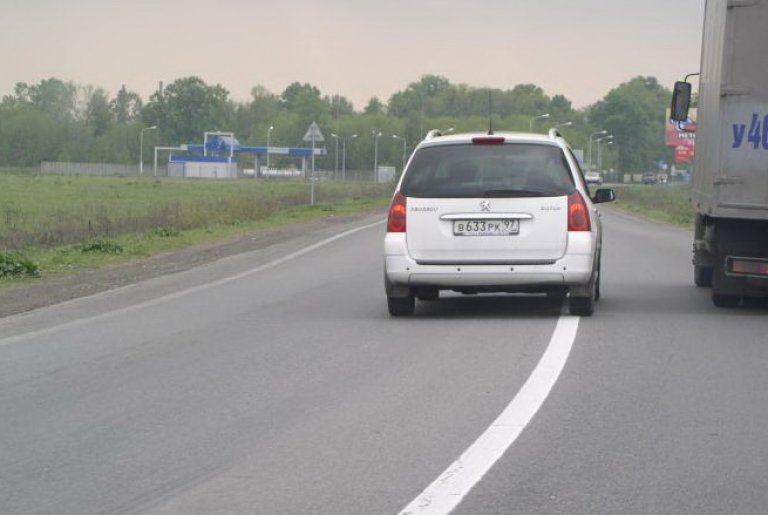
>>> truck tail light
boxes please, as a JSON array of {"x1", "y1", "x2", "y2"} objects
[
  {"x1": 568, "y1": 191, "x2": 591, "y2": 232},
  {"x1": 387, "y1": 192, "x2": 407, "y2": 232},
  {"x1": 727, "y1": 257, "x2": 768, "y2": 277}
]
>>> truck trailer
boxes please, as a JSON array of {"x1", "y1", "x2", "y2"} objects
[{"x1": 671, "y1": 0, "x2": 768, "y2": 307}]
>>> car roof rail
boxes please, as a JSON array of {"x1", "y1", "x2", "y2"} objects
[
  {"x1": 548, "y1": 128, "x2": 563, "y2": 140},
  {"x1": 424, "y1": 129, "x2": 443, "y2": 141}
]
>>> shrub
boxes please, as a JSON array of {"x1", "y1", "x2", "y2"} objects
[
  {"x1": 0, "y1": 252, "x2": 40, "y2": 278},
  {"x1": 153, "y1": 227, "x2": 180, "y2": 238},
  {"x1": 77, "y1": 240, "x2": 124, "y2": 254}
]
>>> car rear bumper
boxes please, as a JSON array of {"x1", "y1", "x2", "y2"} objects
[{"x1": 384, "y1": 233, "x2": 596, "y2": 292}]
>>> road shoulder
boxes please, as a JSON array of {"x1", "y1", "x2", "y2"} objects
[{"x1": 0, "y1": 209, "x2": 386, "y2": 318}]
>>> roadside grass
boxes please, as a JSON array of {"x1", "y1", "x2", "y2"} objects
[
  {"x1": 609, "y1": 184, "x2": 694, "y2": 227},
  {"x1": 1, "y1": 172, "x2": 695, "y2": 285},
  {"x1": 0, "y1": 171, "x2": 391, "y2": 284}
]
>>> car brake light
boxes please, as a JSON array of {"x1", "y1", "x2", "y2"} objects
[
  {"x1": 387, "y1": 192, "x2": 407, "y2": 232},
  {"x1": 472, "y1": 136, "x2": 505, "y2": 145},
  {"x1": 568, "y1": 191, "x2": 591, "y2": 232}
]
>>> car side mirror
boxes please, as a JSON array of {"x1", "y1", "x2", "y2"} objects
[
  {"x1": 593, "y1": 188, "x2": 616, "y2": 204},
  {"x1": 670, "y1": 81, "x2": 692, "y2": 122}
]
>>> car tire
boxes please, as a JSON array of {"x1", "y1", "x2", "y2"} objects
[
  {"x1": 416, "y1": 287, "x2": 439, "y2": 301},
  {"x1": 570, "y1": 271, "x2": 597, "y2": 317},
  {"x1": 595, "y1": 257, "x2": 602, "y2": 302},
  {"x1": 388, "y1": 295, "x2": 415, "y2": 317},
  {"x1": 569, "y1": 295, "x2": 595, "y2": 316},
  {"x1": 694, "y1": 265, "x2": 713, "y2": 287},
  {"x1": 546, "y1": 287, "x2": 568, "y2": 301}
]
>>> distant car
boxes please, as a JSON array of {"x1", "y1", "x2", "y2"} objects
[
  {"x1": 384, "y1": 129, "x2": 616, "y2": 317},
  {"x1": 642, "y1": 172, "x2": 658, "y2": 184},
  {"x1": 584, "y1": 171, "x2": 603, "y2": 185}
]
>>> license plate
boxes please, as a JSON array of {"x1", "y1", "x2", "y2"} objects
[{"x1": 453, "y1": 219, "x2": 519, "y2": 236}]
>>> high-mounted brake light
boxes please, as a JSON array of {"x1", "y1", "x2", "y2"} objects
[
  {"x1": 568, "y1": 191, "x2": 591, "y2": 232},
  {"x1": 472, "y1": 136, "x2": 506, "y2": 145},
  {"x1": 387, "y1": 191, "x2": 407, "y2": 232}
]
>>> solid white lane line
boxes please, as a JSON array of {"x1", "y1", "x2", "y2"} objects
[
  {"x1": 0, "y1": 220, "x2": 384, "y2": 347},
  {"x1": 398, "y1": 315, "x2": 581, "y2": 515}
]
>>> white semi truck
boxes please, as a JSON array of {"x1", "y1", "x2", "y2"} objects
[{"x1": 671, "y1": 0, "x2": 768, "y2": 307}]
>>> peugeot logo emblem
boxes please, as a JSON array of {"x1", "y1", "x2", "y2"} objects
[{"x1": 480, "y1": 200, "x2": 491, "y2": 212}]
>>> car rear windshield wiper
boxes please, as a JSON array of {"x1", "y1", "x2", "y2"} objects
[{"x1": 482, "y1": 189, "x2": 562, "y2": 198}]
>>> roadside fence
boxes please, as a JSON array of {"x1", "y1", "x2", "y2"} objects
[{"x1": 41, "y1": 162, "x2": 169, "y2": 177}]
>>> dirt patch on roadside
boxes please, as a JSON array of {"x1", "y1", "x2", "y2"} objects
[{"x1": 0, "y1": 210, "x2": 385, "y2": 318}]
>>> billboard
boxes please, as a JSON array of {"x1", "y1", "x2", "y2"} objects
[
  {"x1": 666, "y1": 107, "x2": 696, "y2": 162},
  {"x1": 666, "y1": 107, "x2": 697, "y2": 146},
  {"x1": 674, "y1": 144, "x2": 695, "y2": 163}
]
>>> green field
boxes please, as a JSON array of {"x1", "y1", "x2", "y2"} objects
[
  {"x1": 0, "y1": 171, "x2": 695, "y2": 283},
  {"x1": 0, "y1": 170, "x2": 391, "y2": 281},
  {"x1": 610, "y1": 184, "x2": 694, "y2": 227}
]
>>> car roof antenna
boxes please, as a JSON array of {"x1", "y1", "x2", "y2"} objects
[{"x1": 488, "y1": 89, "x2": 494, "y2": 135}]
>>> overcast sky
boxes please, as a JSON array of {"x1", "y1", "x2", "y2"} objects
[{"x1": 0, "y1": 0, "x2": 704, "y2": 109}]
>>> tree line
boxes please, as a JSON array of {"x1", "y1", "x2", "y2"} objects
[{"x1": 0, "y1": 74, "x2": 674, "y2": 175}]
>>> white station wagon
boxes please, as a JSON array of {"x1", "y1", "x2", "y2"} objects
[{"x1": 384, "y1": 129, "x2": 615, "y2": 317}]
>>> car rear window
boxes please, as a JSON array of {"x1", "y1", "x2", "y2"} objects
[{"x1": 400, "y1": 143, "x2": 575, "y2": 198}]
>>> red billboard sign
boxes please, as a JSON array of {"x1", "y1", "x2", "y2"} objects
[
  {"x1": 674, "y1": 142, "x2": 695, "y2": 162},
  {"x1": 665, "y1": 107, "x2": 697, "y2": 147}
]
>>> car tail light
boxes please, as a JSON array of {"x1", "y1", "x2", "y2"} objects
[
  {"x1": 568, "y1": 191, "x2": 591, "y2": 232},
  {"x1": 387, "y1": 192, "x2": 407, "y2": 232},
  {"x1": 472, "y1": 136, "x2": 506, "y2": 145}
]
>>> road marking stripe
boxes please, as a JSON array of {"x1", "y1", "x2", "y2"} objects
[
  {"x1": 398, "y1": 315, "x2": 581, "y2": 515},
  {"x1": 0, "y1": 220, "x2": 384, "y2": 347}
]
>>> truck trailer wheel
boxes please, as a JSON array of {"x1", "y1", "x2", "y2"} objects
[
  {"x1": 694, "y1": 265, "x2": 713, "y2": 287},
  {"x1": 712, "y1": 292, "x2": 740, "y2": 308}
]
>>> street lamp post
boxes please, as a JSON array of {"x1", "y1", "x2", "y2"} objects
[
  {"x1": 372, "y1": 130, "x2": 382, "y2": 183},
  {"x1": 139, "y1": 126, "x2": 157, "y2": 175},
  {"x1": 597, "y1": 137, "x2": 614, "y2": 177},
  {"x1": 611, "y1": 143, "x2": 620, "y2": 181},
  {"x1": 343, "y1": 134, "x2": 357, "y2": 181},
  {"x1": 588, "y1": 130, "x2": 608, "y2": 172},
  {"x1": 529, "y1": 113, "x2": 550, "y2": 132},
  {"x1": 555, "y1": 121, "x2": 573, "y2": 130},
  {"x1": 595, "y1": 135, "x2": 613, "y2": 163},
  {"x1": 332, "y1": 133, "x2": 358, "y2": 181},
  {"x1": 392, "y1": 134, "x2": 407, "y2": 173},
  {"x1": 266, "y1": 125, "x2": 274, "y2": 171},
  {"x1": 331, "y1": 133, "x2": 340, "y2": 181}
]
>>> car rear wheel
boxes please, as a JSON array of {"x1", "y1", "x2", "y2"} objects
[
  {"x1": 569, "y1": 272, "x2": 597, "y2": 317},
  {"x1": 388, "y1": 295, "x2": 415, "y2": 317},
  {"x1": 416, "y1": 287, "x2": 439, "y2": 301},
  {"x1": 595, "y1": 257, "x2": 602, "y2": 302},
  {"x1": 569, "y1": 296, "x2": 595, "y2": 316},
  {"x1": 546, "y1": 287, "x2": 568, "y2": 301}
]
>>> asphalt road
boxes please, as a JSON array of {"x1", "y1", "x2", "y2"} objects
[{"x1": 2, "y1": 209, "x2": 768, "y2": 515}]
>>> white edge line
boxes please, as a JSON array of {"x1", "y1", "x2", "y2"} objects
[
  {"x1": 0, "y1": 220, "x2": 384, "y2": 347},
  {"x1": 398, "y1": 315, "x2": 581, "y2": 515}
]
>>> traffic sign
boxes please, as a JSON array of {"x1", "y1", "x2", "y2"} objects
[{"x1": 303, "y1": 122, "x2": 325, "y2": 142}]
